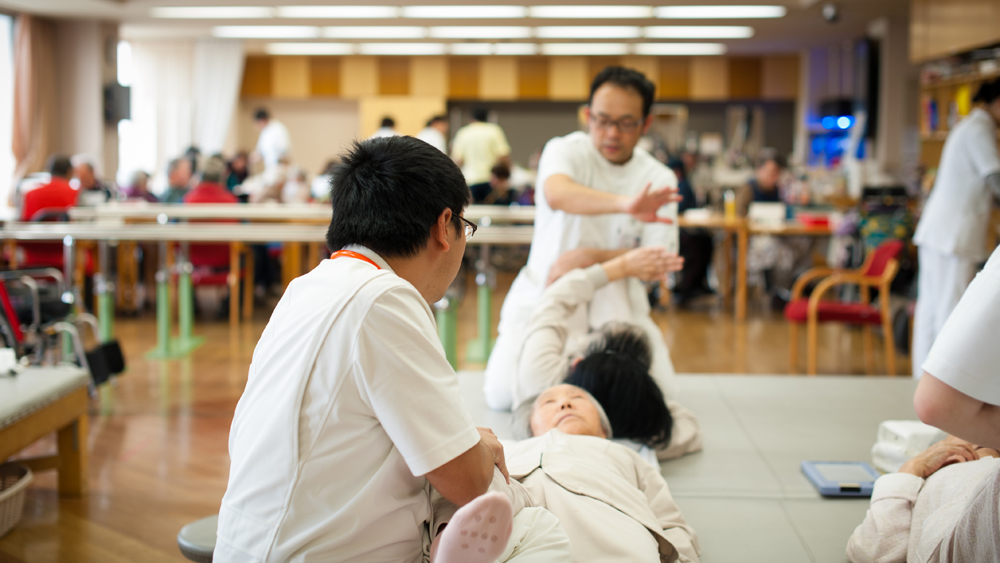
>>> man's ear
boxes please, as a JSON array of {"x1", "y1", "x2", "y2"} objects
[
  {"x1": 640, "y1": 114, "x2": 654, "y2": 136},
  {"x1": 430, "y1": 208, "x2": 453, "y2": 252}
]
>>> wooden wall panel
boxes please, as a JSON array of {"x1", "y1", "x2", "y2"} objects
[
  {"x1": 479, "y1": 57, "x2": 518, "y2": 100},
  {"x1": 761, "y1": 55, "x2": 799, "y2": 100},
  {"x1": 728, "y1": 57, "x2": 762, "y2": 99},
  {"x1": 340, "y1": 56, "x2": 378, "y2": 98},
  {"x1": 657, "y1": 58, "x2": 691, "y2": 99},
  {"x1": 588, "y1": 57, "x2": 621, "y2": 84},
  {"x1": 448, "y1": 57, "x2": 479, "y2": 99},
  {"x1": 518, "y1": 57, "x2": 549, "y2": 99},
  {"x1": 272, "y1": 57, "x2": 310, "y2": 99},
  {"x1": 360, "y1": 96, "x2": 446, "y2": 137},
  {"x1": 241, "y1": 56, "x2": 272, "y2": 97},
  {"x1": 690, "y1": 57, "x2": 729, "y2": 100},
  {"x1": 378, "y1": 57, "x2": 410, "y2": 96},
  {"x1": 914, "y1": 0, "x2": 1000, "y2": 62},
  {"x1": 621, "y1": 56, "x2": 659, "y2": 88},
  {"x1": 410, "y1": 57, "x2": 448, "y2": 96},
  {"x1": 309, "y1": 57, "x2": 340, "y2": 97},
  {"x1": 549, "y1": 56, "x2": 589, "y2": 100}
]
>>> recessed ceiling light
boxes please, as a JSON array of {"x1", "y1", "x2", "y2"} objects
[
  {"x1": 323, "y1": 26, "x2": 426, "y2": 39},
  {"x1": 654, "y1": 5, "x2": 787, "y2": 19},
  {"x1": 400, "y1": 6, "x2": 528, "y2": 18},
  {"x1": 535, "y1": 26, "x2": 641, "y2": 39},
  {"x1": 358, "y1": 43, "x2": 448, "y2": 55},
  {"x1": 212, "y1": 26, "x2": 320, "y2": 39},
  {"x1": 428, "y1": 26, "x2": 531, "y2": 39},
  {"x1": 151, "y1": 6, "x2": 275, "y2": 19},
  {"x1": 634, "y1": 42, "x2": 728, "y2": 55},
  {"x1": 276, "y1": 6, "x2": 398, "y2": 19},
  {"x1": 495, "y1": 43, "x2": 537, "y2": 55},
  {"x1": 644, "y1": 26, "x2": 754, "y2": 38},
  {"x1": 540, "y1": 43, "x2": 630, "y2": 55},
  {"x1": 528, "y1": 6, "x2": 653, "y2": 18},
  {"x1": 264, "y1": 42, "x2": 355, "y2": 55}
]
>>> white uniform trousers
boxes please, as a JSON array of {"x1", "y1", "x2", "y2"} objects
[
  {"x1": 423, "y1": 507, "x2": 573, "y2": 563},
  {"x1": 912, "y1": 246, "x2": 977, "y2": 379}
]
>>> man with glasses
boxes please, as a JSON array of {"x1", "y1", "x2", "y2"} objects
[
  {"x1": 216, "y1": 136, "x2": 571, "y2": 563},
  {"x1": 484, "y1": 67, "x2": 689, "y2": 426}
]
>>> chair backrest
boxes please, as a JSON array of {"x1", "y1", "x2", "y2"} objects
[{"x1": 862, "y1": 240, "x2": 904, "y2": 278}]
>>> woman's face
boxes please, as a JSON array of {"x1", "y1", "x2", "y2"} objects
[{"x1": 529, "y1": 384, "x2": 607, "y2": 439}]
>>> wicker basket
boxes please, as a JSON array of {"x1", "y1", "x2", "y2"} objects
[{"x1": 0, "y1": 463, "x2": 33, "y2": 538}]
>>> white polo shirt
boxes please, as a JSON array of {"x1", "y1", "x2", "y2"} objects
[
  {"x1": 215, "y1": 246, "x2": 480, "y2": 563},
  {"x1": 923, "y1": 245, "x2": 1000, "y2": 404},
  {"x1": 914, "y1": 108, "x2": 1000, "y2": 261}
]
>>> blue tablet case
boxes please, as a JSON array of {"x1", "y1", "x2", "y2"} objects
[{"x1": 801, "y1": 461, "x2": 881, "y2": 497}]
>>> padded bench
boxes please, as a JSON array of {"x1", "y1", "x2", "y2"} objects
[{"x1": 0, "y1": 366, "x2": 89, "y2": 496}]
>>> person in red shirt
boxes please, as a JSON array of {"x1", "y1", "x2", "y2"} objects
[
  {"x1": 182, "y1": 155, "x2": 240, "y2": 303},
  {"x1": 18, "y1": 155, "x2": 78, "y2": 267}
]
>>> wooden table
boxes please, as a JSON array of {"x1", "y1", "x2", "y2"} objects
[{"x1": 678, "y1": 215, "x2": 749, "y2": 320}]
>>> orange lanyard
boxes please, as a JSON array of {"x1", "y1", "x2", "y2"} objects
[{"x1": 330, "y1": 249, "x2": 381, "y2": 270}]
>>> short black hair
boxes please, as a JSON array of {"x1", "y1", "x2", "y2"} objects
[
  {"x1": 426, "y1": 115, "x2": 447, "y2": 127},
  {"x1": 974, "y1": 78, "x2": 1000, "y2": 104},
  {"x1": 380, "y1": 116, "x2": 396, "y2": 128},
  {"x1": 472, "y1": 107, "x2": 489, "y2": 122},
  {"x1": 760, "y1": 153, "x2": 788, "y2": 170},
  {"x1": 326, "y1": 136, "x2": 470, "y2": 258},
  {"x1": 254, "y1": 108, "x2": 270, "y2": 121},
  {"x1": 589, "y1": 66, "x2": 656, "y2": 118},
  {"x1": 564, "y1": 325, "x2": 673, "y2": 448},
  {"x1": 46, "y1": 154, "x2": 72, "y2": 178},
  {"x1": 491, "y1": 163, "x2": 510, "y2": 180}
]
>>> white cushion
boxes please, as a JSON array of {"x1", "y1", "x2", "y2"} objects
[{"x1": 0, "y1": 366, "x2": 89, "y2": 428}]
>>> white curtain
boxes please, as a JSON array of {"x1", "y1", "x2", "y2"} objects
[{"x1": 121, "y1": 38, "x2": 243, "y2": 193}]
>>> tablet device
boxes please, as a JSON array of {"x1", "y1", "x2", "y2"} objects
[{"x1": 801, "y1": 461, "x2": 881, "y2": 497}]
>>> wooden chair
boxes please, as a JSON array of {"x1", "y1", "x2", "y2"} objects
[{"x1": 785, "y1": 240, "x2": 904, "y2": 375}]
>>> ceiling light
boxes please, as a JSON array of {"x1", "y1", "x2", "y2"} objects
[
  {"x1": 541, "y1": 43, "x2": 630, "y2": 56},
  {"x1": 495, "y1": 43, "x2": 537, "y2": 55},
  {"x1": 429, "y1": 26, "x2": 531, "y2": 39},
  {"x1": 212, "y1": 26, "x2": 320, "y2": 39},
  {"x1": 323, "y1": 26, "x2": 426, "y2": 38},
  {"x1": 264, "y1": 43, "x2": 355, "y2": 55},
  {"x1": 535, "y1": 26, "x2": 640, "y2": 39},
  {"x1": 654, "y1": 5, "x2": 787, "y2": 19},
  {"x1": 358, "y1": 43, "x2": 448, "y2": 55},
  {"x1": 151, "y1": 6, "x2": 275, "y2": 19},
  {"x1": 450, "y1": 43, "x2": 494, "y2": 55},
  {"x1": 644, "y1": 26, "x2": 753, "y2": 38},
  {"x1": 401, "y1": 6, "x2": 528, "y2": 18},
  {"x1": 276, "y1": 6, "x2": 398, "y2": 19},
  {"x1": 528, "y1": 6, "x2": 653, "y2": 18},
  {"x1": 633, "y1": 43, "x2": 727, "y2": 55}
]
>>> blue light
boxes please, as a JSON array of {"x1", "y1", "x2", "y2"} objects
[
  {"x1": 837, "y1": 116, "x2": 853, "y2": 129},
  {"x1": 821, "y1": 116, "x2": 836, "y2": 129}
]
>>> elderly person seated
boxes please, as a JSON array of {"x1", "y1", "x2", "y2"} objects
[
  {"x1": 512, "y1": 246, "x2": 703, "y2": 460},
  {"x1": 846, "y1": 436, "x2": 1000, "y2": 562}
]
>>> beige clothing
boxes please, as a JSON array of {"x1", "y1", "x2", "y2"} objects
[
  {"x1": 513, "y1": 265, "x2": 703, "y2": 460},
  {"x1": 507, "y1": 430, "x2": 700, "y2": 563},
  {"x1": 451, "y1": 121, "x2": 511, "y2": 185},
  {"x1": 846, "y1": 457, "x2": 1000, "y2": 563}
]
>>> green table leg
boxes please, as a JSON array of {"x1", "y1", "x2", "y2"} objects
[
  {"x1": 465, "y1": 245, "x2": 495, "y2": 363},
  {"x1": 146, "y1": 242, "x2": 178, "y2": 359},
  {"x1": 61, "y1": 235, "x2": 76, "y2": 362},
  {"x1": 435, "y1": 297, "x2": 458, "y2": 370},
  {"x1": 96, "y1": 241, "x2": 114, "y2": 343},
  {"x1": 171, "y1": 258, "x2": 204, "y2": 355}
]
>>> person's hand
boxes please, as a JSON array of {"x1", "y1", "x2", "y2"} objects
[
  {"x1": 545, "y1": 249, "x2": 597, "y2": 286},
  {"x1": 624, "y1": 183, "x2": 682, "y2": 223},
  {"x1": 604, "y1": 247, "x2": 683, "y2": 282},
  {"x1": 477, "y1": 427, "x2": 509, "y2": 484},
  {"x1": 899, "y1": 437, "x2": 978, "y2": 478}
]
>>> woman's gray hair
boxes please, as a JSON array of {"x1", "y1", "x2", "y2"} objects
[{"x1": 511, "y1": 385, "x2": 613, "y2": 441}]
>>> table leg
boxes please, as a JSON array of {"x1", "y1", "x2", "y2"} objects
[
  {"x1": 435, "y1": 297, "x2": 458, "y2": 370},
  {"x1": 229, "y1": 242, "x2": 240, "y2": 329},
  {"x1": 736, "y1": 226, "x2": 748, "y2": 322},
  {"x1": 720, "y1": 233, "x2": 732, "y2": 308},
  {"x1": 172, "y1": 242, "x2": 205, "y2": 355},
  {"x1": 307, "y1": 241, "x2": 320, "y2": 271},
  {"x1": 62, "y1": 236, "x2": 76, "y2": 359},
  {"x1": 4, "y1": 239, "x2": 16, "y2": 268},
  {"x1": 242, "y1": 244, "x2": 255, "y2": 323},
  {"x1": 57, "y1": 409, "x2": 88, "y2": 497},
  {"x1": 146, "y1": 241, "x2": 175, "y2": 359},
  {"x1": 96, "y1": 241, "x2": 114, "y2": 343},
  {"x1": 466, "y1": 245, "x2": 495, "y2": 363}
]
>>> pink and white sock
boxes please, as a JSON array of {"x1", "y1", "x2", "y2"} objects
[{"x1": 430, "y1": 492, "x2": 513, "y2": 563}]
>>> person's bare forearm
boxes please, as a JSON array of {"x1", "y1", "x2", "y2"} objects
[
  {"x1": 425, "y1": 441, "x2": 496, "y2": 507},
  {"x1": 545, "y1": 174, "x2": 628, "y2": 215},
  {"x1": 914, "y1": 372, "x2": 1000, "y2": 450}
]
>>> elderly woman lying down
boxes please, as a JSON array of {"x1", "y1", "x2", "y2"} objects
[{"x1": 846, "y1": 436, "x2": 1000, "y2": 563}]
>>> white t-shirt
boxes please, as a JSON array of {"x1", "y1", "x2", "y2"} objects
[
  {"x1": 451, "y1": 121, "x2": 511, "y2": 185},
  {"x1": 215, "y1": 246, "x2": 481, "y2": 563},
  {"x1": 255, "y1": 120, "x2": 291, "y2": 172},
  {"x1": 923, "y1": 245, "x2": 1000, "y2": 405},
  {"x1": 914, "y1": 108, "x2": 1000, "y2": 261},
  {"x1": 416, "y1": 127, "x2": 447, "y2": 153},
  {"x1": 515, "y1": 131, "x2": 678, "y2": 328},
  {"x1": 368, "y1": 127, "x2": 400, "y2": 140}
]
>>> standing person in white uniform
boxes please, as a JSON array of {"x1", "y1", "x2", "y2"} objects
[
  {"x1": 369, "y1": 116, "x2": 400, "y2": 139},
  {"x1": 252, "y1": 108, "x2": 291, "y2": 174},
  {"x1": 215, "y1": 137, "x2": 572, "y2": 563},
  {"x1": 484, "y1": 66, "x2": 681, "y2": 411},
  {"x1": 451, "y1": 107, "x2": 512, "y2": 186},
  {"x1": 911, "y1": 79, "x2": 1000, "y2": 378},
  {"x1": 417, "y1": 115, "x2": 449, "y2": 154}
]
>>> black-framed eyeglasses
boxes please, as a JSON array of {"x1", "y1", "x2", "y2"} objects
[
  {"x1": 458, "y1": 215, "x2": 477, "y2": 241},
  {"x1": 589, "y1": 113, "x2": 642, "y2": 134}
]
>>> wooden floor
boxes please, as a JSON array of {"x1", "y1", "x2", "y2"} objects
[{"x1": 0, "y1": 269, "x2": 911, "y2": 562}]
